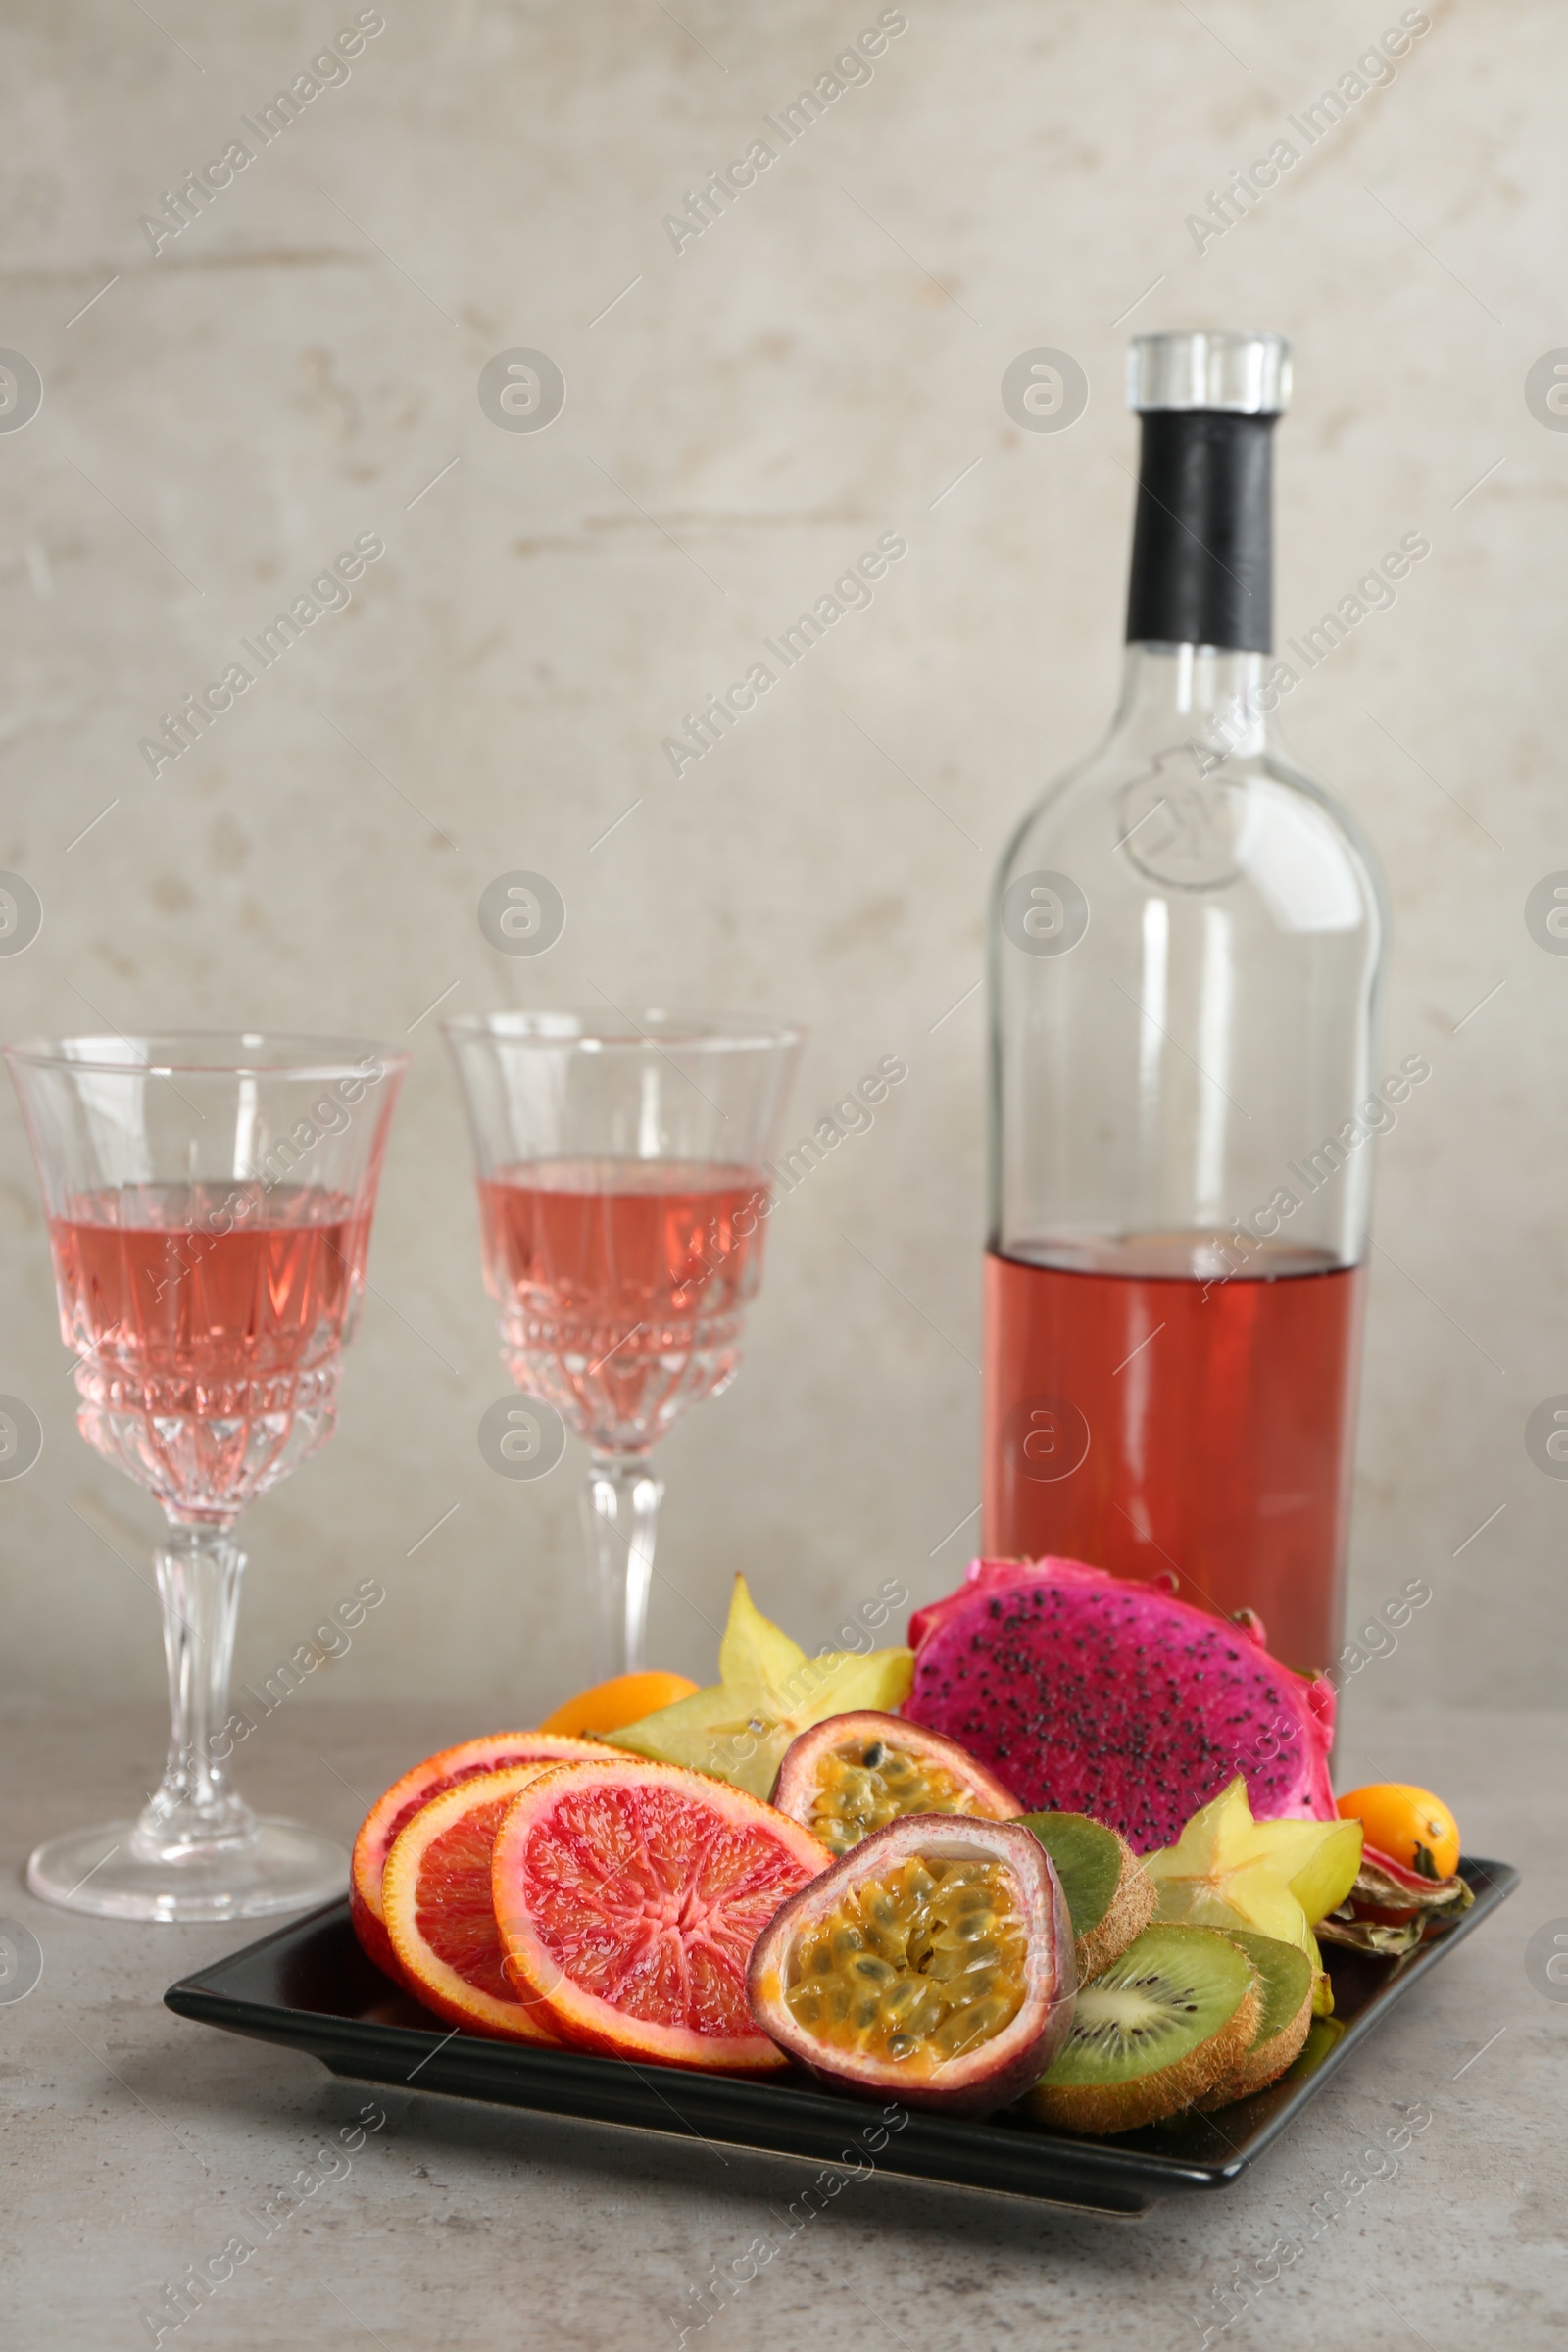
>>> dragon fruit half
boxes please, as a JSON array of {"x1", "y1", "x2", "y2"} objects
[{"x1": 904, "y1": 1557, "x2": 1336, "y2": 1854}]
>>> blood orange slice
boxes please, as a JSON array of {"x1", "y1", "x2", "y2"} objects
[
  {"x1": 492, "y1": 1760, "x2": 826, "y2": 2072},
  {"x1": 350, "y1": 1729, "x2": 606, "y2": 1978},
  {"x1": 382, "y1": 1765, "x2": 568, "y2": 2042}
]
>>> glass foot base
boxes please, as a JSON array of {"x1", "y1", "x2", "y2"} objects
[{"x1": 25, "y1": 1818, "x2": 348, "y2": 1923}]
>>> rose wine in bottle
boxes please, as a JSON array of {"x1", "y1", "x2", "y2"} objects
[{"x1": 984, "y1": 329, "x2": 1388, "y2": 1671}]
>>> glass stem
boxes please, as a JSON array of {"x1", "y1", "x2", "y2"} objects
[
  {"x1": 580, "y1": 1454, "x2": 663, "y2": 1680},
  {"x1": 132, "y1": 1519, "x2": 257, "y2": 1861}
]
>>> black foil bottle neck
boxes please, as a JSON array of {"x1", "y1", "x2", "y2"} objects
[{"x1": 1124, "y1": 409, "x2": 1277, "y2": 655}]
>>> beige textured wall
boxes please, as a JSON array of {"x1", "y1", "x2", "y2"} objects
[{"x1": 0, "y1": 0, "x2": 1561, "y2": 1726}]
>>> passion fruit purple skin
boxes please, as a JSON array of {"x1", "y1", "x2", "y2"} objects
[
  {"x1": 769, "y1": 1710, "x2": 1024, "y2": 1835},
  {"x1": 747, "y1": 1814, "x2": 1077, "y2": 2117}
]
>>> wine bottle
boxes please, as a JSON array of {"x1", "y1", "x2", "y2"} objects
[{"x1": 984, "y1": 328, "x2": 1388, "y2": 1671}]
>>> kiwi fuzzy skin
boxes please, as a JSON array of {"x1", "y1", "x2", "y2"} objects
[
  {"x1": 1027, "y1": 1929, "x2": 1262, "y2": 2136},
  {"x1": 1195, "y1": 1933, "x2": 1314, "y2": 2110},
  {"x1": 1074, "y1": 1842, "x2": 1157, "y2": 1980},
  {"x1": 1020, "y1": 1814, "x2": 1158, "y2": 1982},
  {"x1": 1194, "y1": 1998, "x2": 1311, "y2": 2109}
]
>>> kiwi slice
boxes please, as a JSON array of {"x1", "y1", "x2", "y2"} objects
[
  {"x1": 1025, "y1": 1923, "x2": 1260, "y2": 2135},
  {"x1": 1019, "y1": 1812, "x2": 1156, "y2": 1980},
  {"x1": 1195, "y1": 1931, "x2": 1314, "y2": 2110}
]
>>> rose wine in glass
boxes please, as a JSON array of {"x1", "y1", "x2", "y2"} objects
[
  {"x1": 50, "y1": 1184, "x2": 369, "y2": 1514},
  {"x1": 7, "y1": 1035, "x2": 408, "y2": 1921},
  {"x1": 476, "y1": 1158, "x2": 769, "y2": 1446},
  {"x1": 986, "y1": 330, "x2": 1388, "y2": 1670},
  {"x1": 446, "y1": 1014, "x2": 802, "y2": 1677}
]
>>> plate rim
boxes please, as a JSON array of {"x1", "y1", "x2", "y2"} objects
[{"x1": 164, "y1": 1852, "x2": 1519, "y2": 2209}]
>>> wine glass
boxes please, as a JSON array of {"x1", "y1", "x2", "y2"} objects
[
  {"x1": 443, "y1": 1010, "x2": 802, "y2": 1677},
  {"x1": 6, "y1": 1032, "x2": 409, "y2": 1921}
]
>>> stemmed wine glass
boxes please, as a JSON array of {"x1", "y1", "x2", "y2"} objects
[
  {"x1": 443, "y1": 1010, "x2": 802, "y2": 1678},
  {"x1": 6, "y1": 1033, "x2": 408, "y2": 1921}
]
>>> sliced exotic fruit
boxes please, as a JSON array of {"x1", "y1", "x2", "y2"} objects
[
  {"x1": 771, "y1": 1712, "x2": 1022, "y2": 1855},
  {"x1": 747, "y1": 1816, "x2": 1076, "y2": 2117},
  {"x1": 1193, "y1": 1930, "x2": 1314, "y2": 2109},
  {"x1": 1026, "y1": 1922, "x2": 1260, "y2": 2135},
  {"x1": 537, "y1": 1669, "x2": 700, "y2": 1739},
  {"x1": 1020, "y1": 1812, "x2": 1157, "y2": 1981},
  {"x1": 608, "y1": 1575, "x2": 914, "y2": 1801},
  {"x1": 1144, "y1": 1776, "x2": 1362, "y2": 2014},
  {"x1": 1335, "y1": 1784, "x2": 1460, "y2": 1883},
  {"x1": 904, "y1": 1557, "x2": 1338, "y2": 1851},
  {"x1": 381, "y1": 1765, "x2": 567, "y2": 2043},
  {"x1": 350, "y1": 1728, "x2": 608, "y2": 1978},
  {"x1": 492, "y1": 1759, "x2": 826, "y2": 2073}
]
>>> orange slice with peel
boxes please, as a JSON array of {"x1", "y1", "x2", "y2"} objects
[
  {"x1": 538, "y1": 1669, "x2": 699, "y2": 1739},
  {"x1": 492, "y1": 1758, "x2": 827, "y2": 2072},
  {"x1": 350, "y1": 1729, "x2": 606, "y2": 1979},
  {"x1": 382, "y1": 1764, "x2": 573, "y2": 2042}
]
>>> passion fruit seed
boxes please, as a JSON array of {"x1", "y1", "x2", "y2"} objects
[
  {"x1": 808, "y1": 1738, "x2": 996, "y2": 1856},
  {"x1": 784, "y1": 1855, "x2": 1030, "y2": 2074}
]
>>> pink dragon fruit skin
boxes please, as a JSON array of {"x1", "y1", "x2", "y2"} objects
[{"x1": 905, "y1": 1556, "x2": 1337, "y2": 1854}]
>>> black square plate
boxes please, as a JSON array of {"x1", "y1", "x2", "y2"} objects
[{"x1": 166, "y1": 1858, "x2": 1516, "y2": 2215}]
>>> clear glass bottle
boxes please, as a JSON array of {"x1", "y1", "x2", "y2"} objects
[{"x1": 984, "y1": 329, "x2": 1390, "y2": 1671}]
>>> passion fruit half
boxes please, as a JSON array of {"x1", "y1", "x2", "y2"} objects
[
  {"x1": 747, "y1": 1814, "x2": 1075, "y2": 2115},
  {"x1": 771, "y1": 1712, "x2": 1023, "y2": 1856}
]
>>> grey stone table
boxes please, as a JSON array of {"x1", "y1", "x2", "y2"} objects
[{"x1": 2, "y1": 1701, "x2": 1563, "y2": 2351}]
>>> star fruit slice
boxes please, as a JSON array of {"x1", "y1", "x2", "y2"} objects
[
  {"x1": 1144, "y1": 1777, "x2": 1363, "y2": 2016},
  {"x1": 605, "y1": 1575, "x2": 914, "y2": 1801}
]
